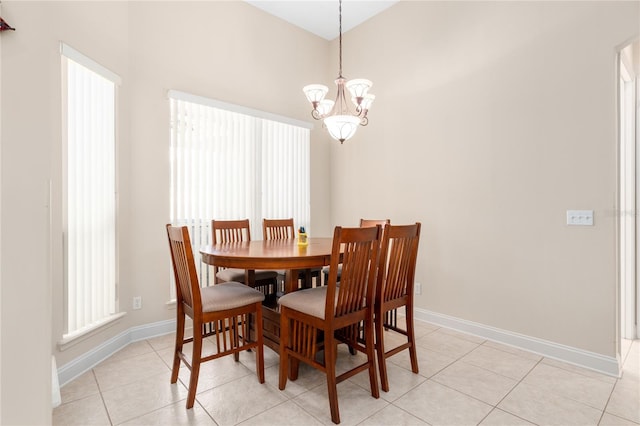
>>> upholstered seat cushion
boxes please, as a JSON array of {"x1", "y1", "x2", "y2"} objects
[
  {"x1": 321, "y1": 264, "x2": 343, "y2": 277},
  {"x1": 201, "y1": 281, "x2": 265, "y2": 312},
  {"x1": 278, "y1": 286, "x2": 341, "y2": 320},
  {"x1": 216, "y1": 268, "x2": 278, "y2": 283}
]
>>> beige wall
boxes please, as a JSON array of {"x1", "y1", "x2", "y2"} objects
[
  {"x1": 1, "y1": 0, "x2": 638, "y2": 423},
  {"x1": 331, "y1": 1, "x2": 639, "y2": 356}
]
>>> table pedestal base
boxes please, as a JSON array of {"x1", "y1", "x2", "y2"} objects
[{"x1": 248, "y1": 301, "x2": 281, "y2": 352}]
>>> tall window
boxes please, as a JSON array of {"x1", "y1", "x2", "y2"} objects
[
  {"x1": 62, "y1": 44, "x2": 120, "y2": 337},
  {"x1": 169, "y1": 90, "x2": 311, "y2": 287}
]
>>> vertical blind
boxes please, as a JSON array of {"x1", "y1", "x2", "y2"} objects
[
  {"x1": 169, "y1": 91, "x2": 311, "y2": 290},
  {"x1": 63, "y1": 44, "x2": 118, "y2": 336}
]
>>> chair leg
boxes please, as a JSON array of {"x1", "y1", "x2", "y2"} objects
[
  {"x1": 364, "y1": 316, "x2": 380, "y2": 398},
  {"x1": 375, "y1": 311, "x2": 389, "y2": 392},
  {"x1": 255, "y1": 304, "x2": 265, "y2": 383},
  {"x1": 406, "y1": 305, "x2": 419, "y2": 374},
  {"x1": 304, "y1": 269, "x2": 313, "y2": 289},
  {"x1": 324, "y1": 332, "x2": 340, "y2": 424},
  {"x1": 231, "y1": 317, "x2": 240, "y2": 362},
  {"x1": 289, "y1": 356, "x2": 301, "y2": 381},
  {"x1": 348, "y1": 332, "x2": 358, "y2": 355},
  {"x1": 278, "y1": 310, "x2": 289, "y2": 390},
  {"x1": 186, "y1": 325, "x2": 203, "y2": 409},
  {"x1": 171, "y1": 311, "x2": 185, "y2": 384}
]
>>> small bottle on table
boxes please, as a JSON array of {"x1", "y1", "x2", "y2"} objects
[{"x1": 297, "y1": 226, "x2": 308, "y2": 247}]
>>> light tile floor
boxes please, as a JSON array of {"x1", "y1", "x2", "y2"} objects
[{"x1": 54, "y1": 320, "x2": 640, "y2": 426}]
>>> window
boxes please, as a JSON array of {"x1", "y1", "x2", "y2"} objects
[
  {"x1": 62, "y1": 44, "x2": 120, "y2": 338},
  {"x1": 169, "y1": 90, "x2": 311, "y2": 288}
]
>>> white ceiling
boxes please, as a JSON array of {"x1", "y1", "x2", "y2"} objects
[{"x1": 244, "y1": 1, "x2": 398, "y2": 40}]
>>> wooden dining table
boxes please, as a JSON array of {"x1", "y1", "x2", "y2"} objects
[{"x1": 200, "y1": 237, "x2": 335, "y2": 350}]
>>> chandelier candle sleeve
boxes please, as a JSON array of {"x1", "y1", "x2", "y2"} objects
[
  {"x1": 317, "y1": 99, "x2": 335, "y2": 116},
  {"x1": 302, "y1": 0, "x2": 375, "y2": 143},
  {"x1": 303, "y1": 84, "x2": 329, "y2": 105},
  {"x1": 357, "y1": 94, "x2": 375, "y2": 112},
  {"x1": 346, "y1": 79, "x2": 372, "y2": 100}
]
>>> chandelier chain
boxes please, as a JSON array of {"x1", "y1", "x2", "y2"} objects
[{"x1": 338, "y1": 0, "x2": 342, "y2": 77}]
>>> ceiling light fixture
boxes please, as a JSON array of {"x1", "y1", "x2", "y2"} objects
[{"x1": 303, "y1": 0, "x2": 375, "y2": 144}]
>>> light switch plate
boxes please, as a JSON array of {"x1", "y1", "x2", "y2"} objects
[{"x1": 567, "y1": 210, "x2": 594, "y2": 226}]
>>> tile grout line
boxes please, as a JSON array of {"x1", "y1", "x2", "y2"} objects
[
  {"x1": 596, "y1": 372, "x2": 640, "y2": 426},
  {"x1": 149, "y1": 336, "x2": 227, "y2": 426},
  {"x1": 475, "y1": 356, "x2": 545, "y2": 425},
  {"x1": 533, "y1": 361, "x2": 619, "y2": 412},
  {"x1": 596, "y1": 366, "x2": 622, "y2": 426},
  {"x1": 455, "y1": 348, "x2": 539, "y2": 382},
  {"x1": 92, "y1": 368, "x2": 115, "y2": 426}
]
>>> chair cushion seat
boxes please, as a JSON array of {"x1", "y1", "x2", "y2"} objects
[
  {"x1": 321, "y1": 264, "x2": 343, "y2": 276},
  {"x1": 216, "y1": 268, "x2": 278, "y2": 283},
  {"x1": 278, "y1": 286, "x2": 336, "y2": 320},
  {"x1": 201, "y1": 281, "x2": 265, "y2": 312}
]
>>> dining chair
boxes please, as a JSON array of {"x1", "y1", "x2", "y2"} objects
[
  {"x1": 375, "y1": 222, "x2": 421, "y2": 392},
  {"x1": 211, "y1": 219, "x2": 279, "y2": 297},
  {"x1": 166, "y1": 224, "x2": 265, "y2": 409},
  {"x1": 321, "y1": 218, "x2": 390, "y2": 285},
  {"x1": 262, "y1": 218, "x2": 322, "y2": 289},
  {"x1": 278, "y1": 225, "x2": 382, "y2": 424}
]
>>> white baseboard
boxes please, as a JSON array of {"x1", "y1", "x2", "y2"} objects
[
  {"x1": 57, "y1": 319, "x2": 176, "y2": 387},
  {"x1": 57, "y1": 309, "x2": 621, "y2": 388},
  {"x1": 414, "y1": 308, "x2": 620, "y2": 378}
]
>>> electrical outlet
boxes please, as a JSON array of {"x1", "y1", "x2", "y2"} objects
[
  {"x1": 567, "y1": 210, "x2": 594, "y2": 226},
  {"x1": 133, "y1": 296, "x2": 142, "y2": 310},
  {"x1": 414, "y1": 282, "x2": 422, "y2": 295}
]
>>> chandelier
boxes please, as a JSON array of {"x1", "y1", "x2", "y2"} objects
[{"x1": 303, "y1": 0, "x2": 375, "y2": 143}]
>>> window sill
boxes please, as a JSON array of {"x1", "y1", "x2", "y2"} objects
[{"x1": 58, "y1": 312, "x2": 127, "y2": 351}]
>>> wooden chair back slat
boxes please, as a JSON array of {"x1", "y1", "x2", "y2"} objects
[
  {"x1": 378, "y1": 223, "x2": 421, "y2": 304},
  {"x1": 167, "y1": 225, "x2": 201, "y2": 311},
  {"x1": 386, "y1": 235, "x2": 412, "y2": 301},
  {"x1": 211, "y1": 219, "x2": 251, "y2": 244},
  {"x1": 263, "y1": 218, "x2": 295, "y2": 240},
  {"x1": 327, "y1": 226, "x2": 381, "y2": 319}
]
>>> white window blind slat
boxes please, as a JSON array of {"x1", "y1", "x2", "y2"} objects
[
  {"x1": 169, "y1": 95, "x2": 310, "y2": 294},
  {"x1": 64, "y1": 51, "x2": 117, "y2": 336}
]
